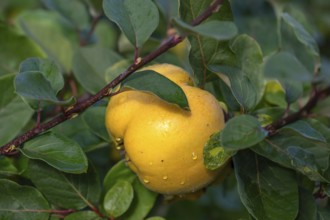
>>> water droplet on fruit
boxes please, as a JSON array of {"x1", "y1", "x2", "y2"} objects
[
  {"x1": 163, "y1": 176, "x2": 168, "y2": 180},
  {"x1": 143, "y1": 179, "x2": 150, "y2": 184},
  {"x1": 192, "y1": 152, "x2": 198, "y2": 160}
]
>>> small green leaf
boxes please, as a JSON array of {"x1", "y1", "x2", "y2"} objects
[
  {"x1": 203, "y1": 131, "x2": 234, "y2": 170},
  {"x1": 27, "y1": 160, "x2": 101, "y2": 210},
  {"x1": 123, "y1": 70, "x2": 189, "y2": 109},
  {"x1": 146, "y1": 217, "x2": 166, "y2": 220},
  {"x1": 0, "y1": 74, "x2": 33, "y2": 146},
  {"x1": 20, "y1": 57, "x2": 64, "y2": 93},
  {"x1": 104, "y1": 160, "x2": 136, "y2": 192},
  {"x1": 263, "y1": 51, "x2": 312, "y2": 82},
  {"x1": 103, "y1": 0, "x2": 159, "y2": 47},
  {"x1": 72, "y1": 46, "x2": 122, "y2": 94},
  {"x1": 103, "y1": 180, "x2": 134, "y2": 218},
  {"x1": 0, "y1": 179, "x2": 50, "y2": 220},
  {"x1": 0, "y1": 157, "x2": 19, "y2": 176},
  {"x1": 82, "y1": 106, "x2": 110, "y2": 142},
  {"x1": 282, "y1": 13, "x2": 319, "y2": 59},
  {"x1": 210, "y1": 66, "x2": 258, "y2": 112},
  {"x1": 64, "y1": 211, "x2": 105, "y2": 220},
  {"x1": 280, "y1": 80, "x2": 303, "y2": 104},
  {"x1": 122, "y1": 179, "x2": 158, "y2": 220},
  {"x1": 281, "y1": 120, "x2": 326, "y2": 142},
  {"x1": 234, "y1": 150, "x2": 299, "y2": 220},
  {"x1": 21, "y1": 132, "x2": 88, "y2": 174},
  {"x1": 221, "y1": 115, "x2": 268, "y2": 150},
  {"x1": 173, "y1": 19, "x2": 237, "y2": 40}
]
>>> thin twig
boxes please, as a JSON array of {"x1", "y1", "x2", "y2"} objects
[{"x1": 0, "y1": 0, "x2": 225, "y2": 155}]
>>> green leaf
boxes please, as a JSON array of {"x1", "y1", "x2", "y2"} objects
[
  {"x1": 146, "y1": 217, "x2": 166, "y2": 220},
  {"x1": 296, "y1": 188, "x2": 318, "y2": 220},
  {"x1": 281, "y1": 120, "x2": 326, "y2": 143},
  {"x1": 180, "y1": 0, "x2": 237, "y2": 87},
  {"x1": 280, "y1": 80, "x2": 303, "y2": 104},
  {"x1": 0, "y1": 157, "x2": 19, "y2": 176},
  {"x1": 262, "y1": 81, "x2": 287, "y2": 108},
  {"x1": 221, "y1": 115, "x2": 268, "y2": 150},
  {"x1": 281, "y1": 13, "x2": 319, "y2": 59},
  {"x1": 173, "y1": 19, "x2": 237, "y2": 40},
  {"x1": 0, "y1": 74, "x2": 34, "y2": 146},
  {"x1": 20, "y1": 57, "x2": 64, "y2": 93},
  {"x1": 210, "y1": 65, "x2": 258, "y2": 112},
  {"x1": 252, "y1": 130, "x2": 330, "y2": 182},
  {"x1": 103, "y1": 180, "x2": 134, "y2": 218},
  {"x1": 203, "y1": 131, "x2": 234, "y2": 170},
  {"x1": 0, "y1": 179, "x2": 50, "y2": 220},
  {"x1": 42, "y1": 0, "x2": 90, "y2": 29},
  {"x1": 72, "y1": 46, "x2": 122, "y2": 94},
  {"x1": 104, "y1": 160, "x2": 136, "y2": 192},
  {"x1": 234, "y1": 150, "x2": 299, "y2": 220},
  {"x1": 27, "y1": 160, "x2": 101, "y2": 210},
  {"x1": 0, "y1": 24, "x2": 45, "y2": 75},
  {"x1": 122, "y1": 179, "x2": 158, "y2": 220},
  {"x1": 17, "y1": 10, "x2": 74, "y2": 72},
  {"x1": 103, "y1": 0, "x2": 159, "y2": 48},
  {"x1": 64, "y1": 211, "x2": 105, "y2": 220},
  {"x1": 82, "y1": 106, "x2": 110, "y2": 142},
  {"x1": 123, "y1": 70, "x2": 189, "y2": 109},
  {"x1": 155, "y1": 0, "x2": 179, "y2": 22},
  {"x1": 318, "y1": 209, "x2": 330, "y2": 220},
  {"x1": 263, "y1": 51, "x2": 312, "y2": 82},
  {"x1": 21, "y1": 132, "x2": 88, "y2": 174}
]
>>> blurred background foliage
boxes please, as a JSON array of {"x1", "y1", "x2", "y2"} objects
[{"x1": 0, "y1": 0, "x2": 330, "y2": 219}]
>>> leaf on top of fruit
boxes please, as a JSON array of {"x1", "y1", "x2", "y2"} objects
[
  {"x1": 122, "y1": 70, "x2": 189, "y2": 109},
  {"x1": 263, "y1": 51, "x2": 312, "y2": 82},
  {"x1": 221, "y1": 115, "x2": 268, "y2": 150},
  {"x1": 173, "y1": 18, "x2": 238, "y2": 41},
  {"x1": 21, "y1": 132, "x2": 88, "y2": 174},
  {"x1": 234, "y1": 150, "x2": 299, "y2": 220},
  {"x1": 204, "y1": 131, "x2": 234, "y2": 170},
  {"x1": 0, "y1": 179, "x2": 50, "y2": 220},
  {"x1": 103, "y1": 180, "x2": 134, "y2": 218},
  {"x1": 27, "y1": 160, "x2": 101, "y2": 210},
  {"x1": 103, "y1": 0, "x2": 159, "y2": 48},
  {"x1": 15, "y1": 58, "x2": 75, "y2": 109}
]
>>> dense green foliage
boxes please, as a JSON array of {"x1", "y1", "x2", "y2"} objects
[{"x1": 1, "y1": 0, "x2": 330, "y2": 219}]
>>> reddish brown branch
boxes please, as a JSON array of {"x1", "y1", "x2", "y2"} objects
[
  {"x1": 266, "y1": 86, "x2": 330, "y2": 135},
  {"x1": 0, "y1": 1, "x2": 225, "y2": 155}
]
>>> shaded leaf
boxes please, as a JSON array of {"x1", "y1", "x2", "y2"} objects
[
  {"x1": 281, "y1": 120, "x2": 326, "y2": 142},
  {"x1": 282, "y1": 13, "x2": 319, "y2": 59},
  {"x1": 82, "y1": 106, "x2": 110, "y2": 142},
  {"x1": 72, "y1": 46, "x2": 122, "y2": 94},
  {"x1": 104, "y1": 160, "x2": 136, "y2": 192},
  {"x1": 203, "y1": 131, "x2": 234, "y2": 170},
  {"x1": 296, "y1": 188, "x2": 317, "y2": 220},
  {"x1": 122, "y1": 179, "x2": 158, "y2": 220},
  {"x1": 27, "y1": 160, "x2": 101, "y2": 210},
  {"x1": 0, "y1": 24, "x2": 45, "y2": 75},
  {"x1": 0, "y1": 179, "x2": 50, "y2": 220},
  {"x1": 263, "y1": 51, "x2": 312, "y2": 82},
  {"x1": 21, "y1": 132, "x2": 88, "y2": 174},
  {"x1": 103, "y1": 0, "x2": 159, "y2": 47},
  {"x1": 155, "y1": 0, "x2": 179, "y2": 22},
  {"x1": 0, "y1": 157, "x2": 18, "y2": 176},
  {"x1": 0, "y1": 74, "x2": 33, "y2": 146},
  {"x1": 64, "y1": 211, "x2": 105, "y2": 220},
  {"x1": 221, "y1": 115, "x2": 268, "y2": 150},
  {"x1": 280, "y1": 80, "x2": 303, "y2": 104},
  {"x1": 17, "y1": 10, "x2": 74, "y2": 72},
  {"x1": 103, "y1": 180, "x2": 134, "y2": 218},
  {"x1": 234, "y1": 150, "x2": 299, "y2": 220},
  {"x1": 173, "y1": 19, "x2": 237, "y2": 40},
  {"x1": 252, "y1": 130, "x2": 330, "y2": 182},
  {"x1": 123, "y1": 70, "x2": 189, "y2": 109},
  {"x1": 262, "y1": 81, "x2": 287, "y2": 108}
]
